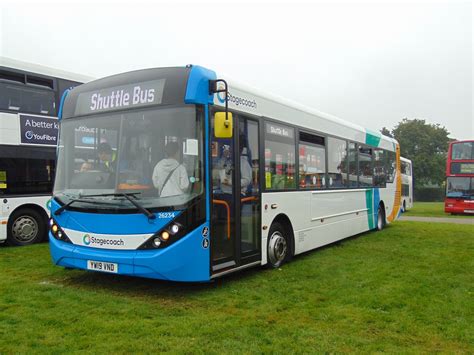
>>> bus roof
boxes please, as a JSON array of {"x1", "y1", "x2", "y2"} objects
[
  {"x1": 400, "y1": 157, "x2": 412, "y2": 163},
  {"x1": 0, "y1": 56, "x2": 94, "y2": 83},
  {"x1": 218, "y1": 75, "x2": 398, "y2": 151}
]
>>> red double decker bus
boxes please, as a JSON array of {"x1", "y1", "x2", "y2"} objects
[{"x1": 445, "y1": 140, "x2": 474, "y2": 215}]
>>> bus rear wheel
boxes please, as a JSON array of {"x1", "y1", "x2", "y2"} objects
[
  {"x1": 376, "y1": 205, "x2": 385, "y2": 231},
  {"x1": 6, "y1": 208, "x2": 45, "y2": 246},
  {"x1": 267, "y1": 222, "x2": 290, "y2": 268}
]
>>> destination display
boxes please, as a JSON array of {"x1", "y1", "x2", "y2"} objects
[
  {"x1": 75, "y1": 79, "x2": 166, "y2": 116},
  {"x1": 265, "y1": 122, "x2": 294, "y2": 139},
  {"x1": 451, "y1": 162, "x2": 474, "y2": 175}
]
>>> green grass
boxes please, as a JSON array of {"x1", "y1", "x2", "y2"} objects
[
  {"x1": 1, "y1": 221, "x2": 473, "y2": 353},
  {"x1": 407, "y1": 202, "x2": 473, "y2": 218}
]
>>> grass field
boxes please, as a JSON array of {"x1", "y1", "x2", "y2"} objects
[
  {"x1": 407, "y1": 202, "x2": 473, "y2": 218},
  {"x1": 0, "y1": 221, "x2": 473, "y2": 353}
]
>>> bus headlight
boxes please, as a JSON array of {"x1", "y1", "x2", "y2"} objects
[
  {"x1": 170, "y1": 224, "x2": 179, "y2": 234},
  {"x1": 137, "y1": 211, "x2": 191, "y2": 250},
  {"x1": 160, "y1": 231, "x2": 170, "y2": 241},
  {"x1": 50, "y1": 219, "x2": 72, "y2": 244}
]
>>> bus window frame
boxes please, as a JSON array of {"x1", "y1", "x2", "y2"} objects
[{"x1": 0, "y1": 67, "x2": 60, "y2": 117}]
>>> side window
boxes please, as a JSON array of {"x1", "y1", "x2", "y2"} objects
[
  {"x1": 373, "y1": 149, "x2": 386, "y2": 187},
  {"x1": 386, "y1": 151, "x2": 396, "y2": 183},
  {"x1": 348, "y1": 142, "x2": 358, "y2": 187},
  {"x1": 327, "y1": 137, "x2": 347, "y2": 188},
  {"x1": 264, "y1": 122, "x2": 296, "y2": 190},
  {"x1": 358, "y1": 146, "x2": 373, "y2": 187},
  {"x1": 401, "y1": 161, "x2": 407, "y2": 175},
  {"x1": 299, "y1": 132, "x2": 326, "y2": 189},
  {"x1": 0, "y1": 70, "x2": 56, "y2": 116},
  {"x1": 0, "y1": 146, "x2": 56, "y2": 195}
]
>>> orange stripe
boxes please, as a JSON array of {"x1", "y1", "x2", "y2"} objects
[{"x1": 387, "y1": 143, "x2": 401, "y2": 222}]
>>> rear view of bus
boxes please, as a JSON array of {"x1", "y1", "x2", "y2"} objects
[{"x1": 445, "y1": 140, "x2": 474, "y2": 215}]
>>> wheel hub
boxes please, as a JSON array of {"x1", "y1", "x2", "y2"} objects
[
  {"x1": 268, "y1": 232, "x2": 287, "y2": 266},
  {"x1": 12, "y1": 216, "x2": 38, "y2": 242}
]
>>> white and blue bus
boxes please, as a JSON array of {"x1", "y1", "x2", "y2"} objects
[
  {"x1": 49, "y1": 65, "x2": 401, "y2": 281},
  {"x1": 0, "y1": 57, "x2": 92, "y2": 246}
]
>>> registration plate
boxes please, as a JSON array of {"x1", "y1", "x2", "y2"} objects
[
  {"x1": 463, "y1": 210, "x2": 474, "y2": 214},
  {"x1": 87, "y1": 260, "x2": 118, "y2": 273}
]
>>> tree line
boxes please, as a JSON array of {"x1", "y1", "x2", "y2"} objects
[{"x1": 380, "y1": 119, "x2": 452, "y2": 187}]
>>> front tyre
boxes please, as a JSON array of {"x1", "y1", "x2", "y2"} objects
[
  {"x1": 6, "y1": 208, "x2": 45, "y2": 246},
  {"x1": 267, "y1": 222, "x2": 291, "y2": 268},
  {"x1": 376, "y1": 205, "x2": 385, "y2": 231}
]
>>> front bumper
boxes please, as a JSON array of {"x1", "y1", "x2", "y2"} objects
[{"x1": 49, "y1": 224, "x2": 210, "y2": 282}]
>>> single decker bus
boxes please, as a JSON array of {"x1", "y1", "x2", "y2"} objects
[
  {"x1": 445, "y1": 140, "x2": 474, "y2": 214},
  {"x1": 49, "y1": 65, "x2": 401, "y2": 282},
  {"x1": 0, "y1": 57, "x2": 92, "y2": 246}
]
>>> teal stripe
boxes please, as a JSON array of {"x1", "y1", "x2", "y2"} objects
[
  {"x1": 365, "y1": 129, "x2": 381, "y2": 147},
  {"x1": 365, "y1": 189, "x2": 374, "y2": 229}
]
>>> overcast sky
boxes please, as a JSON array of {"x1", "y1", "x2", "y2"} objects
[{"x1": 1, "y1": 1, "x2": 472, "y2": 139}]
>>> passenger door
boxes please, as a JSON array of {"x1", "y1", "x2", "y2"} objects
[{"x1": 210, "y1": 112, "x2": 261, "y2": 275}]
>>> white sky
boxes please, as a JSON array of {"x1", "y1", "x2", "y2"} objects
[{"x1": 1, "y1": 1, "x2": 472, "y2": 139}]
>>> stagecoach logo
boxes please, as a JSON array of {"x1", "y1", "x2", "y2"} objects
[
  {"x1": 83, "y1": 234, "x2": 91, "y2": 245},
  {"x1": 216, "y1": 88, "x2": 257, "y2": 110},
  {"x1": 81, "y1": 233, "x2": 125, "y2": 247},
  {"x1": 19, "y1": 115, "x2": 59, "y2": 146}
]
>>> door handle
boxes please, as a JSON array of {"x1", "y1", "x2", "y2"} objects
[{"x1": 271, "y1": 204, "x2": 278, "y2": 209}]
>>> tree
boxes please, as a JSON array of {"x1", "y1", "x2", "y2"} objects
[
  {"x1": 380, "y1": 127, "x2": 393, "y2": 138},
  {"x1": 391, "y1": 119, "x2": 450, "y2": 186}
]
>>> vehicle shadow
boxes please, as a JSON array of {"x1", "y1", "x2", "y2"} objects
[{"x1": 58, "y1": 263, "x2": 265, "y2": 300}]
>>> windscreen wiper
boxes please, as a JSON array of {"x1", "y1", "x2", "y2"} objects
[
  {"x1": 79, "y1": 192, "x2": 156, "y2": 220},
  {"x1": 54, "y1": 198, "x2": 119, "y2": 216}
]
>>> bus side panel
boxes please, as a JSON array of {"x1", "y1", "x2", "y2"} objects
[{"x1": 261, "y1": 190, "x2": 377, "y2": 262}]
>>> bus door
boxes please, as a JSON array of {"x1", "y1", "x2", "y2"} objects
[{"x1": 210, "y1": 113, "x2": 261, "y2": 274}]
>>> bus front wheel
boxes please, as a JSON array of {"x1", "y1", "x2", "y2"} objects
[
  {"x1": 267, "y1": 222, "x2": 291, "y2": 268},
  {"x1": 6, "y1": 208, "x2": 45, "y2": 246}
]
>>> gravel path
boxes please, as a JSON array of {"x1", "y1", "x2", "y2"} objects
[{"x1": 399, "y1": 216, "x2": 474, "y2": 225}]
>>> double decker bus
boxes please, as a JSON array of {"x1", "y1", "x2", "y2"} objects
[
  {"x1": 49, "y1": 65, "x2": 401, "y2": 282},
  {"x1": 445, "y1": 140, "x2": 474, "y2": 214},
  {"x1": 0, "y1": 57, "x2": 92, "y2": 246},
  {"x1": 400, "y1": 157, "x2": 413, "y2": 212}
]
